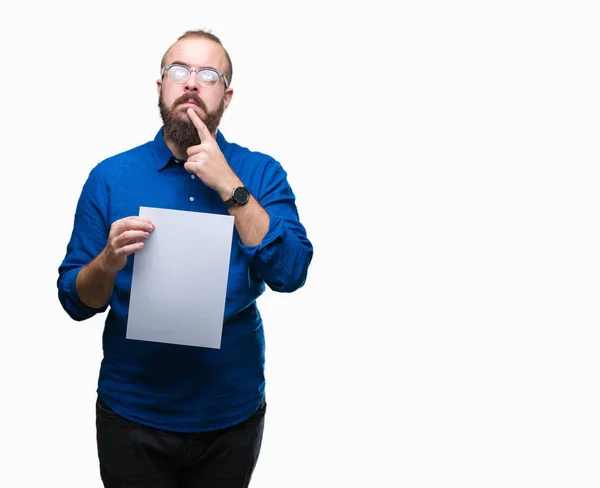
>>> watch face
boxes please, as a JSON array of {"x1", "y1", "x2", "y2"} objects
[{"x1": 233, "y1": 187, "x2": 250, "y2": 205}]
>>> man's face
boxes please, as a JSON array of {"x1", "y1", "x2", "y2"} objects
[{"x1": 157, "y1": 38, "x2": 233, "y2": 148}]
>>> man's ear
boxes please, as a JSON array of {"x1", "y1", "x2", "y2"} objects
[{"x1": 224, "y1": 88, "x2": 234, "y2": 110}]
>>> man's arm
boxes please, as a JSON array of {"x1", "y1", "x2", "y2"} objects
[
  {"x1": 220, "y1": 187, "x2": 270, "y2": 247},
  {"x1": 76, "y1": 217, "x2": 155, "y2": 308},
  {"x1": 58, "y1": 163, "x2": 155, "y2": 320},
  {"x1": 184, "y1": 108, "x2": 313, "y2": 292},
  {"x1": 75, "y1": 254, "x2": 119, "y2": 309},
  {"x1": 184, "y1": 108, "x2": 269, "y2": 246}
]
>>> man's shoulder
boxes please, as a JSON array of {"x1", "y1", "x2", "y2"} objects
[
  {"x1": 220, "y1": 133, "x2": 280, "y2": 169},
  {"x1": 99, "y1": 140, "x2": 154, "y2": 167},
  {"x1": 89, "y1": 140, "x2": 155, "y2": 178}
]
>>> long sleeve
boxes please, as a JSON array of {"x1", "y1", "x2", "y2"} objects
[
  {"x1": 239, "y1": 159, "x2": 313, "y2": 293},
  {"x1": 57, "y1": 165, "x2": 111, "y2": 321}
]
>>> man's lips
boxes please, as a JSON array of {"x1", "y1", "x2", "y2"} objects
[{"x1": 174, "y1": 98, "x2": 205, "y2": 113}]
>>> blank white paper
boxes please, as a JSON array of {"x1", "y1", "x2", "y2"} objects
[{"x1": 126, "y1": 206, "x2": 234, "y2": 348}]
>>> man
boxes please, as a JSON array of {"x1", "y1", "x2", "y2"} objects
[{"x1": 57, "y1": 29, "x2": 313, "y2": 488}]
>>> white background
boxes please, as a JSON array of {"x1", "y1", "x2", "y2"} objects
[{"x1": 1, "y1": 1, "x2": 599, "y2": 487}]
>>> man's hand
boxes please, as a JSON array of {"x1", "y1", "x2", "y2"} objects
[
  {"x1": 100, "y1": 217, "x2": 155, "y2": 273},
  {"x1": 76, "y1": 216, "x2": 154, "y2": 309},
  {"x1": 184, "y1": 108, "x2": 241, "y2": 199}
]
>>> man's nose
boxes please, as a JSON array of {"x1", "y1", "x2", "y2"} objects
[{"x1": 184, "y1": 71, "x2": 200, "y2": 92}]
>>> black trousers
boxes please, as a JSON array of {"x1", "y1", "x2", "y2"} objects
[{"x1": 96, "y1": 395, "x2": 266, "y2": 488}]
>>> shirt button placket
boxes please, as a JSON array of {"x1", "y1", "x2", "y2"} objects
[{"x1": 189, "y1": 173, "x2": 197, "y2": 207}]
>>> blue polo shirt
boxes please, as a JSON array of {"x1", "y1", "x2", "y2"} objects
[{"x1": 57, "y1": 128, "x2": 313, "y2": 432}]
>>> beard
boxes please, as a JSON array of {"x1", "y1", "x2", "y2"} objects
[{"x1": 159, "y1": 91, "x2": 225, "y2": 148}]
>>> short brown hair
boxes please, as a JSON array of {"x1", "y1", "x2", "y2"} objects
[{"x1": 160, "y1": 29, "x2": 233, "y2": 86}]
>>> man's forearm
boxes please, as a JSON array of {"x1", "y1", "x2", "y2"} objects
[
  {"x1": 75, "y1": 252, "x2": 118, "y2": 309},
  {"x1": 228, "y1": 196, "x2": 270, "y2": 246}
]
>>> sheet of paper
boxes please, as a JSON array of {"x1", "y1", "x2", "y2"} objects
[{"x1": 126, "y1": 206, "x2": 234, "y2": 348}]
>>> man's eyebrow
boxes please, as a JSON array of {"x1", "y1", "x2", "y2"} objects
[
  {"x1": 166, "y1": 60, "x2": 190, "y2": 67},
  {"x1": 166, "y1": 61, "x2": 218, "y2": 70}
]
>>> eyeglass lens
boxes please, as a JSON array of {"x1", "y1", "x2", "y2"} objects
[{"x1": 168, "y1": 66, "x2": 220, "y2": 87}]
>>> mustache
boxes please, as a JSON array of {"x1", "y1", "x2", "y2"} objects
[{"x1": 172, "y1": 93, "x2": 208, "y2": 112}]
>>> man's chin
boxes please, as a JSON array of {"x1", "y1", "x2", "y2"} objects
[
  {"x1": 163, "y1": 119, "x2": 201, "y2": 148},
  {"x1": 168, "y1": 109, "x2": 199, "y2": 127},
  {"x1": 171, "y1": 106, "x2": 192, "y2": 117}
]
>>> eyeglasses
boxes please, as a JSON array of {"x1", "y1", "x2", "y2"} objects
[{"x1": 163, "y1": 64, "x2": 229, "y2": 89}]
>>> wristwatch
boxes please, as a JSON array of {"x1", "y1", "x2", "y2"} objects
[{"x1": 224, "y1": 186, "x2": 250, "y2": 209}]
